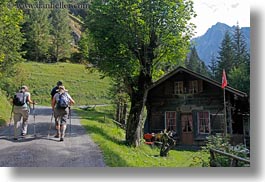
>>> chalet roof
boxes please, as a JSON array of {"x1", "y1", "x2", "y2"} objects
[{"x1": 148, "y1": 66, "x2": 248, "y2": 98}]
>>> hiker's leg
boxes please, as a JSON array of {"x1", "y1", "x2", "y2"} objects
[
  {"x1": 54, "y1": 113, "x2": 59, "y2": 130},
  {"x1": 13, "y1": 108, "x2": 22, "y2": 139},
  {"x1": 61, "y1": 124, "x2": 67, "y2": 139},
  {"x1": 54, "y1": 109, "x2": 60, "y2": 137},
  {"x1": 60, "y1": 109, "x2": 68, "y2": 141},
  {"x1": 21, "y1": 109, "x2": 29, "y2": 135}
]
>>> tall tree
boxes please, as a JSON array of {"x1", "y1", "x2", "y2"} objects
[
  {"x1": 229, "y1": 24, "x2": 250, "y2": 95},
  {"x1": 185, "y1": 46, "x2": 200, "y2": 71},
  {"x1": 50, "y1": 0, "x2": 72, "y2": 62},
  {"x1": 216, "y1": 31, "x2": 234, "y2": 81},
  {"x1": 86, "y1": 0, "x2": 196, "y2": 146},
  {"x1": 78, "y1": 29, "x2": 93, "y2": 62},
  {"x1": 208, "y1": 53, "x2": 218, "y2": 80},
  {"x1": 22, "y1": 0, "x2": 51, "y2": 62},
  {"x1": 232, "y1": 23, "x2": 249, "y2": 67},
  {"x1": 0, "y1": 0, "x2": 24, "y2": 77},
  {"x1": 185, "y1": 46, "x2": 209, "y2": 77}
]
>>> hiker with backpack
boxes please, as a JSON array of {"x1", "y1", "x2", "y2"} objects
[
  {"x1": 51, "y1": 85, "x2": 75, "y2": 141},
  {"x1": 12, "y1": 85, "x2": 35, "y2": 140},
  {"x1": 50, "y1": 81, "x2": 63, "y2": 129}
]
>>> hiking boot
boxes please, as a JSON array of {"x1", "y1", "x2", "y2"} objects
[{"x1": 60, "y1": 138, "x2": 64, "y2": 142}]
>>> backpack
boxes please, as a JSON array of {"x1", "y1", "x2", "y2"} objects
[
  {"x1": 57, "y1": 93, "x2": 69, "y2": 109},
  {"x1": 13, "y1": 91, "x2": 26, "y2": 106}
]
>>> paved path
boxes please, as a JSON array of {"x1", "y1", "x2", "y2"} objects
[{"x1": 0, "y1": 106, "x2": 106, "y2": 167}]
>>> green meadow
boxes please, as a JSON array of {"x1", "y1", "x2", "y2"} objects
[{"x1": 16, "y1": 62, "x2": 112, "y2": 106}]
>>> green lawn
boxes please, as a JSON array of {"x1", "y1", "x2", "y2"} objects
[{"x1": 77, "y1": 106, "x2": 209, "y2": 167}]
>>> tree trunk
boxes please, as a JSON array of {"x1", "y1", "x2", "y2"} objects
[
  {"x1": 121, "y1": 103, "x2": 127, "y2": 125},
  {"x1": 125, "y1": 71, "x2": 151, "y2": 147},
  {"x1": 116, "y1": 102, "x2": 121, "y2": 122},
  {"x1": 126, "y1": 35, "x2": 155, "y2": 146}
]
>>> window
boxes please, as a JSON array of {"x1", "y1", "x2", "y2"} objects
[
  {"x1": 165, "y1": 111, "x2": 177, "y2": 131},
  {"x1": 174, "y1": 81, "x2": 183, "y2": 94},
  {"x1": 189, "y1": 80, "x2": 203, "y2": 94},
  {"x1": 197, "y1": 111, "x2": 210, "y2": 134},
  {"x1": 189, "y1": 80, "x2": 198, "y2": 93}
]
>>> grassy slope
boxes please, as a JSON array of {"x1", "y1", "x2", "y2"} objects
[
  {"x1": 0, "y1": 91, "x2": 12, "y2": 126},
  {"x1": 18, "y1": 62, "x2": 112, "y2": 106}
]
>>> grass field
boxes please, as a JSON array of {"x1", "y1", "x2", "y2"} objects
[
  {"x1": 77, "y1": 106, "x2": 209, "y2": 167},
  {"x1": 15, "y1": 62, "x2": 112, "y2": 106}
]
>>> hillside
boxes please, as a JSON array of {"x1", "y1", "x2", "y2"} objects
[
  {"x1": 192, "y1": 22, "x2": 250, "y2": 65},
  {"x1": 15, "y1": 62, "x2": 112, "y2": 106}
]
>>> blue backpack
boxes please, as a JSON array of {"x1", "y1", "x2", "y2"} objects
[{"x1": 57, "y1": 93, "x2": 69, "y2": 109}]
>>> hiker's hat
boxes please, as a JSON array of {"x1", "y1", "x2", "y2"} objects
[
  {"x1": 56, "y1": 85, "x2": 68, "y2": 92},
  {"x1": 21, "y1": 85, "x2": 28, "y2": 91}
]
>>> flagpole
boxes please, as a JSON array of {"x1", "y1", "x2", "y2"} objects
[{"x1": 223, "y1": 87, "x2": 227, "y2": 136}]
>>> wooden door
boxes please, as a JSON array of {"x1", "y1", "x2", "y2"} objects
[{"x1": 181, "y1": 114, "x2": 193, "y2": 145}]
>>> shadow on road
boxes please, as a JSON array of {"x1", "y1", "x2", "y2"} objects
[{"x1": 0, "y1": 122, "x2": 87, "y2": 143}]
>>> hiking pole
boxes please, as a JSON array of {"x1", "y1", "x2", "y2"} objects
[
  {"x1": 33, "y1": 101, "x2": 36, "y2": 137},
  {"x1": 47, "y1": 111, "x2": 54, "y2": 139},
  {"x1": 8, "y1": 104, "x2": 14, "y2": 139},
  {"x1": 69, "y1": 106, "x2": 71, "y2": 137}
]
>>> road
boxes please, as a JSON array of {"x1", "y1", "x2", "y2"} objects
[{"x1": 0, "y1": 106, "x2": 106, "y2": 167}]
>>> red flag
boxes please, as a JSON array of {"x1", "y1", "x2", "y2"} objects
[{"x1": 221, "y1": 69, "x2": 227, "y2": 89}]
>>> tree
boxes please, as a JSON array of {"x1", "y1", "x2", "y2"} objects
[
  {"x1": 229, "y1": 64, "x2": 249, "y2": 95},
  {"x1": 50, "y1": 0, "x2": 72, "y2": 62},
  {"x1": 77, "y1": 29, "x2": 93, "y2": 63},
  {"x1": 208, "y1": 53, "x2": 218, "y2": 80},
  {"x1": 86, "y1": 0, "x2": 196, "y2": 146},
  {"x1": 216, "y1": 31, "x2": 234, "y2": 81},
  {"x1": 185, "y1": 46, "x2": 209, "y2": 77},
  {"x1": 185, "y1": 46, "x2": 200, "y2": 71},
  {"x1": 22, "y1": 0, "x2": 51, "y2": 62},
  {"x1": 229, "y1": 23, "x2": 250, "y2": 95},
  {"x1": 0, "y1": 0, "x2": 24, "y2": 77},
  {"x1": 232, "y1": 23, "x2": 249, "y2": 67}
]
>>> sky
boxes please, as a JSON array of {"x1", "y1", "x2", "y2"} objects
[{"x1": 191, "y1": 0, "x2": 250, "y2": 37}]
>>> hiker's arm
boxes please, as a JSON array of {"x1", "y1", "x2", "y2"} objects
[
  {"x1": 27, "y1": 94, "x2": 36, "y2": 104},
  {"x1": 69, "y1": 98, "x2": 75, "y2": 105},
  {"x1": 67, "y1": 93, "x2": 75, "y2": 105}
]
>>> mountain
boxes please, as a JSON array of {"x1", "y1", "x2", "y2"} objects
[{"x1": 191, "y1": 22, "x2": 250, "y2": 66}]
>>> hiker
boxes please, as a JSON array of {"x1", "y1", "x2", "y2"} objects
[
  {"x1": 50, "y1": 81, "x2": 63, "y2": 103},
  {"x1": 51, "y1": 85, "x2": 75, "y2": 141},
  {"x1": 13, "y1": 85, "x2": 35, "y2": 140},
  {"x1": 50, "y1": 81, "x2": 63, "y2": 129}
]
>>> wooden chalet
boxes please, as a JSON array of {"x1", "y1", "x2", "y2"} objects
[{"x1": 144, "y1": 66, "x2": 250, "y2": 147}]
